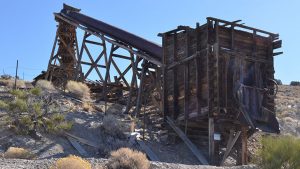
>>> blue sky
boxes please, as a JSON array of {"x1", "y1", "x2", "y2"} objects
[{"x1": 0, "y1": 0, "x2": 298, "y2": 84}]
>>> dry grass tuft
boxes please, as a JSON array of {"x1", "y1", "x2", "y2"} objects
[
  {"x1": 52, "y1": 155, "x2": 91, "y2": 169},
  {"x1": 4, "y1": 147, "x2": 34, "y2": 159},
  {"x1": 82, "y1": 102, "x2": 94, "y2": 112},
  {"x1": 107, "y1": 148, "x2": 150, "y2": 169},
  {"x1": 66, "y1": 81, "x2": 90, "y2": 100},
  {"x1": 35, "y1": 80, "x2": 56, "y2": 92}
]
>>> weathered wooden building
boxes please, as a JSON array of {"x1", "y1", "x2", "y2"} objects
[{"x1": 160, "y1": 17, "x2": 281, "y2": 165}]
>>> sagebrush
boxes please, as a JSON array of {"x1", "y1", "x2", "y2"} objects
[
  {"x1": 254, "y1": 136, "x2": 300, "y2": 169},
  {"x1": 1, "y1": 89, "x2": 72, "y2": 134},
  {"x1": 66, "y1": 81, "x2": 90, "y2": 100},
  {"x1": 4, "y1": 147, "x2": 34, "y2": 159},
  {"x1": 35, "y1": 80, "x2": 56, "y2": 92},
  {"x1": 107, "y1": 147, "x2": 150, "y2": 169},
  {"x1": 52, "y1": 155, "x2": 91, "y2": 169}
]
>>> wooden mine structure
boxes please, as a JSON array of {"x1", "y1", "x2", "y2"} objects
[{"x1": 36, "y1": 4, "x2": 282, "y2": 166}]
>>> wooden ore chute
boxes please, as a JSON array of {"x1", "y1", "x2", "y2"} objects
[{"x1": 159, "y1": 17, "x2": 282, "y2": 165}]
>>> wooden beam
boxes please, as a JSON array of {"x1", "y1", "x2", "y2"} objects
[
  {"x1": 64, "y1": 132, "x2": 100, "y2": 148},
  {"x1": 136, "y1": 138, "x2": 159, "y2": 161},
  {"x1": 112, "y1": 54, "x2": 132, "y2": 60},
  {"x1": 125, "y1": 52, "x2": 138, "y2": 113},
  {"x1": 166, "y1": 117, "x2": 209, "y2": 165},
  {"x1": 66, "y1": 136, "x2": 89, "y2": 157},
  {"x1": 84, "y1": 40, "x2": 103, "y2": 46},
  {"x1": 167, "y1": 50, "x2": 206, "y2": 70},
  {"x1": 220, "y1": 130, "x2": 241, "y2": 165},
  {"x1": 184, "y1": 31, "x2": 190, "y2": 134},
  {"x1": 45, "y1": 32, "x2": 58, "y2": 80},
  {"x1": 111, "y1": 58, "x2": 130, "y2": 88},
  {"x1": 172, "y1": 33, "x2": 178, "y2": 119},
  {"x1": 208, "y1": 118, "x2": 215, "y2": 164},
  {"x1": 241, "y1": 127, "x2": 248, "y2": 164},
  {"x1": 135, "y1": 60, "x2": 147, "y2": 117}
]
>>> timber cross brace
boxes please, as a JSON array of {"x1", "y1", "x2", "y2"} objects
[{"x1": 36, "y1": 4, "x2": 282, "y2": 166}]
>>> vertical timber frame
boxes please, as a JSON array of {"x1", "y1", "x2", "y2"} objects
[{"x1": 45, "y1": 6, "x2": 162, "y2": 115}]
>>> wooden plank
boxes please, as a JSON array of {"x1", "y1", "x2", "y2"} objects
[
  {"x1": 184, "y1": 31, "x2": 190, "y2": 134},
  {"x1": 134, "y1": 60, "x2": 146, "y2": 117},
  {"x1": 64, "y1": 132, "x2": 100, "y2": 148},
  {"x1": 66, "y1": 136, "x2": 89, "y2": 157},
  {"x1": 166, "y1": 116, "x2": 209, "y2": 165},
  {"x1": 220, "y1": 130, "x2": 241, "y2": 165},
  {"x1": 136, "y1": 138, "x2": 159, "y2": 161},
  {"x1": 85, "y1": 40, "x2": 103, "y2": 46},
  {"x1": 208, "y1": 118, "x2": 214, "y2": 164},
  {"x1": 112, "y1": 54, "x2": 132, "y2": 60},
  {"x1": 241, "y1": 127, "x2": 248, "y2": 164},
  {"x1": 172, "y1": 34, "x2": 178, "y2": 119},
  {"x1": 162, "y1": 35, "x2": 168, "y2": 118}
]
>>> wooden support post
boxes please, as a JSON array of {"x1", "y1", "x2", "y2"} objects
[
  {"x1": 45, "y1": 33, "x2": 58, "y2": 80},
  {"x1": 135, "y1": 60, "x2": 147, "y2": 117},
  {"x1": 173, "y1": 34, "x2": 178, "y2": 119},
  {"x1": 184, "y1": 30, "x2": 190, "y2": 134},
  {"x1": 166, "y1": 116, "x2": 209, "y2": 165},
  {"x1": 220, "y1": 130, "x2": 241, "y2": 165},
  {"x1": 196, "y1": 23, "x2": 201, "y2": 118},
  {"x1": 237, "y1": 127, "x2": 248, "y2": 165},
  {"x1": 124, "y1": 52, "x2": 138, "y2": 113},
  {"x1": 162, "y1": 35, "x2": 168, "y2": 118},
  {"x1": 241, "y1": 127, "x2": 248, "y2": 164},
  {"x1": 76, "y1": 32, "x2": 87, "y2": 81},
  {"x1": 14, "y1": 60, "x2": 18, "y2": 90},
  {"x1": 208, "y1": 117, "x2": 215, "y2": 165}
]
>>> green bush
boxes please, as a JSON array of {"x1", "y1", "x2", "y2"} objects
[
  {"x1": 0, "y1": 100, "x2": 8, "y2": 110},
  {"x1": 9, "y1": 99, "x2": 28, "y2": 113},
  {"x1": 255, "y1": 136, "x2": 300, "y2": 169},
  {"x1": 2, "y1": 89, "x2": 72, "y2": 135},
  {"x1": 30, "y1": 87, "x2": 41, "y2": 96},
  {"x1": 10, "y1": 89, "x2": 27, "y2": 99}
]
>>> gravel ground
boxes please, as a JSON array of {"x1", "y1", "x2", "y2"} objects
[{"x1": 0, "y1": 158, "x2": 257, "y2": 169}]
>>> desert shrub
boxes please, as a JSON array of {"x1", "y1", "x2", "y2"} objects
[
  {"x1": 9, "y1": 98, "x2": 28, "y2": 113},
  {"x1": 0, "y1": 100, "x2": 8, "y2": 110},
  {"x1": 254, "y1": 136, "x2": 300, "y2": 169},
  {"x1": 52, "y1": 155, "x2": 91, "y2": 169},
  {"x1": 35, "y1": 80, "x2": 56, "y2": 92},
  {"x1": 1, "y1": 89, "x2": 72, "y2": 135},
  {"x1": 0, "y1": 74, "x2": 12, "y2": 79},
  {"x1": 30, "y1": 87, "x2": 41, "y2": 96},
  {"x1": 10, "y1": 89, "x2": 27, "y2": 99},
  {"x1": 290, "y1": 81, "x2": 300, "y2": 86},
  {"x1": 66, "y1": 81, "x2": 90, "y2": 100},
  {"x1": 0, "y1": 78, "x2": 25, "y2": 88},
  {"x1": 275, "y1": 79, "x2": 282, "y2": 85},
  {"x1": 107, "y1": 148, "x2": 150, "y2": 169},
  {"x1": 4, "y1": 147, "x2": 34, "y2": 159},
  {"x1": 44, "y1": 113, "x2": 73, "y2": 133},
  {"x1": 82, "y1": 102, "x2": 93, "y2": 112},
  {"x1": 102, "y1": 114, "x2": 126, "y2": 138}
]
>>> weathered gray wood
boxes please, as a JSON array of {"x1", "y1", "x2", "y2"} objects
[
  {"x1": 166, "y1": 116, "x2": 209, "y2": 165},
  {"x1": 208, "y1": 118, "x2": 214, "y2": 164},
  {"x1": 136, "y1": 138, "x2": 159, "y2": 161},
  {"x1": 64, "y1": 132, "x2": 100, "y2": 148},
  {"x1": 220, "y1": 130, "x2": 241, "y2": 165},
  {"x1": 135, "y1": 60, "x2": 146, "y2": 117},
  {"x1": 66, "y1": 136, "x2": 89, "y2": 157}
]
